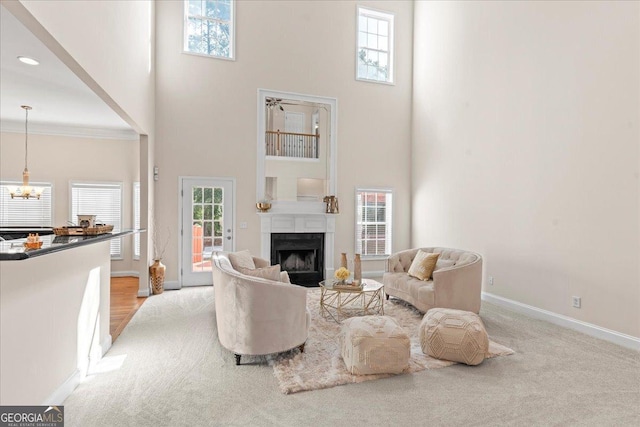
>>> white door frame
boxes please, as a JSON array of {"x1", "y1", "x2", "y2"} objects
[{"x1": 178, "y1": 176, "x2": 236, "y2": 287}]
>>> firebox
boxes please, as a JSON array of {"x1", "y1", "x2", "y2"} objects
[{"x1": 271, "y1": 233, "x2": 324, "y2": 287}]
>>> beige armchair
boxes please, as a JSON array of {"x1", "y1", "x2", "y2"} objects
[
  {"x1": 383, "y1": 247, "x2": 483, "y2": 314},
  {"x1": 212, "y1": 252, "x2": 310, "y2": 365}
]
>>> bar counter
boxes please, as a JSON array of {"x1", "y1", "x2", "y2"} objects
[{"x1": 0, "y1": 230, "x2": 136, "y2": 260}]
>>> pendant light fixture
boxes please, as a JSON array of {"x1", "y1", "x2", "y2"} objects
[{"x1": 9, "y1": 105, "x2": 43, "y2": 200}]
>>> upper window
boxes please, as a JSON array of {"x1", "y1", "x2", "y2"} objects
[
  {"x1": 355, "y1": 189, "x2": 393, "y2": 258},
  {"x1": 184, "y1": 0, "x2": 235, "y2": 60},
  {"x1": 356, "y1": 6, "x2": 394, "y2": 84},
  {"x1": 70, "y1": 182, "x2": 122, "y2": 258},
  {"x1": 0, "y1": 182, "x2": 53, "y2": 227}
]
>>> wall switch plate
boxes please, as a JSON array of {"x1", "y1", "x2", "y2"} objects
[
  {"x1": 572, "y1": 296, "x2": 581, "y2": 308},
  {"x1": 240, "y1": 222, "x2": 248, "y2": 229},
  {"x1": 488, "y1": 276, "x2": 494, "y2": 286}
]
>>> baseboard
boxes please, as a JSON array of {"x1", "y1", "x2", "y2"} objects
[
  {"x1": 99, "y1": 334, "x2": 112, "y2": 357},
  {"x1": 111, "y1": 271, "x2": 140, "y2": 278},
  {"x1": 363, "y1": 270, "x2": 385, "y2": 279},
  {"x1": 163, "y1": 280, "x2": 181, "y2": 290},
  {"x1": 482, "y1": 292, "x2": 640, "y2": 351},
  {"x1": 138, "y1": 287, "x2": 150, "y2": 297},
  {"x1": 42, "y1": 369, "x2": 81, "y2": 405}
]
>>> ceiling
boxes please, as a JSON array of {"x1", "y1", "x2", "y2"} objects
[{"x1": 0, "y1": 5, "x2": 136, "y2": 140}]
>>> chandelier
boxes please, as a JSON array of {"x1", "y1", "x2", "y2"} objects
[{"x1": 9, "y1": 105, "x2": 43, "y2": 200}]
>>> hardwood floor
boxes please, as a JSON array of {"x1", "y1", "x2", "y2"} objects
[{"x1": 110, "y1": 276, "x2": 146, "y2": 342}]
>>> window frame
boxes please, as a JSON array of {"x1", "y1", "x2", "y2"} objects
[
  {"x1": 355, "y1": 5, "x2": 395, "y2": 85},
  {"x1": 69, "y1": 181, "x2": 123, "y2": 260},
  {"x1": 354, "y1": 188, "x2": 393, "y2": 260},
  {"x1": 183, "y1": 0, "x2": 236, "y2": 61},
  {"x1": 0, "y1": 181, "x2": 54, "y2": 227}
]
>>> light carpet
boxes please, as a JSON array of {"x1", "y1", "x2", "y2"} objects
[{"x1": 272, "y1": 289, "x2": 514, "y2": 394}]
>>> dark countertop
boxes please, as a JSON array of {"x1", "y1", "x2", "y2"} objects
[{"x1": 0, "y1": 230, "x2": 142, "y2": 261}]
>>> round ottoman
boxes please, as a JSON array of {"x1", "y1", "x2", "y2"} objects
[
  {"x1": 419, "y1": 308, "x2": 489, "y2": 366},
  {"x1": 341, "y1": 315, "x2": 410, "y2": 375}
]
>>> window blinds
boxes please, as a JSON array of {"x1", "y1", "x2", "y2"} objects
[
  {"x1": 355, "y1": 189, "x2": 393, "y2": 257},
  {"x1": 0, "y1": 183, "x2": 53, "y2": 227},
  {"x1": 71, "y1": 182, "x2": 122, "y2": 257}
]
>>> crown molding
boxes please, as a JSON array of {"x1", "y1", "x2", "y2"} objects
[{"x1": 0, "y1": 119, "x2": 139, "y2": 141}]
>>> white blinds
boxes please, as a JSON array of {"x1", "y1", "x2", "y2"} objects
[
  {"x1": 355, "y1": 189, "x2": 393, "y2": 257},
  {"x1": 71, "y1": 182, "x2": 122, "y2": 257},
  {"x1": 0, "y1": 182, "x2": 53, "y2": 227},
  {"x1": 133, "y1": 182, "x2": 140, "y2": 259}
]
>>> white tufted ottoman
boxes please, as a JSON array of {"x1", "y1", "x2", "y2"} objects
[
  {"x1": 420, "y1": 308, "x2": 489, "y2": 365},
  {"x1": 341, "y1": 315, "x2": 410, "y2": 375}
]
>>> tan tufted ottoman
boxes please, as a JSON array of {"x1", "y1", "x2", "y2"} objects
[
  {"x1": 341, "y1": 315, "x2": 410, "y2": 375},
  {"x1": 419, "y1": 308, "x2": 489, "y2": 366}
]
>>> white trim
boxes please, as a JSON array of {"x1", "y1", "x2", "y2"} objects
[
  {"x1": 256, "y1": 89, "x2": 338, "y2": 208},
  {"x1": 362, "y1": 270, "x2": 384, "y2": 279},
  {"x1": 99, "y1": 334, "x2": 112, "y2": 357},
  {"x1": 163, "y1": 280, "x2": 181, "y2": 291},
  {"x1": 41, "y1": 369, "x2": 81, "y2": 406},
  {"x1": 1, "y1": 119, "x2": 138, "y2": 141},
  {"x1": 182, "y1": 0, "x2": 236, "y2": 60},
  {"x1": 355, "y1": 5, "x2": 395, "y2": 85},
  {"x1": 110, "y1": 270, "x2": 140, "y2": 278},
  {"x1": 138, "y1": 287, "x2": 150, "y2": 297},
  {"x1": 482, "y1": 292, "x2": 640, "y2": 351}
]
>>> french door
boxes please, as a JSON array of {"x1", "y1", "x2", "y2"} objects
[{"x1": 180, "y1": 177, "x2": 235, "y2": 286}]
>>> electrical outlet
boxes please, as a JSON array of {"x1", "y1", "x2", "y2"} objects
[
  {"x1": 240, "y1": 222, "x2": 248, "y2": 229},
  {"x1": 572, "y1": 296, "x2": 581, "y2": 308},
  {"x1": 488, "y1": 276, "x2": 494, "y2": 286}
]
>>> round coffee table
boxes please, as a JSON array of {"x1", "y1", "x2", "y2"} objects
[{"x1": 318, "y1": 278, "x2": 384, "y2": 323}]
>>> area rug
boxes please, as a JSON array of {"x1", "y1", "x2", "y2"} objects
[{"x1": 272, "y1": 289, "x2": 514, "y2": 394}]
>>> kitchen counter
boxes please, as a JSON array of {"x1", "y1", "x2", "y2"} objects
[{"x1": 0, "y1": 230, "x2": 139, "y2": 260}]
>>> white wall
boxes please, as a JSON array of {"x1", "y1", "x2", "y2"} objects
[
  {"x1": 156, "y1": 0, "x2": 414, "y2": 282},
  {"x1": 17, "y1": 0, "x2": 154, "y2": 135},
  {"x1": 9, "y1": 0, "x2": 156, "y2": 291},
  {"x1": 0, "y1": 131, "x2": 140, "y2": 273},
  {"x1": 412, "y1": 1, "x2": 640, "y2": 337}
]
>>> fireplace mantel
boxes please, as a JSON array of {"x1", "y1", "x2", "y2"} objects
[{"x1": 258, "y1": 212, "x2": 337, "y2": 282}]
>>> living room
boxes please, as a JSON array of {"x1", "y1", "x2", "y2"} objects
[{"x1": 0, "y1": 0, "x2": 638, "y2": 425}]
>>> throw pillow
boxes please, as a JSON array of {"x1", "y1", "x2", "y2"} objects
[
  {"x1": 237, "y1": 264, "x2": 281, "y2": 281},
  {"x1": 280, "y1": 270, "x2": 291, "y2": 284},
  {"x1": 228, "y1": 250, "x2": 256, "y2": 271},
  {"x1": 407, "y1": 251, "x2": 440, "y2": 281}
]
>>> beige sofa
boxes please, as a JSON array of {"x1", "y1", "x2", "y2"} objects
[
  {"x1": 212, "y1": 252, "x2": 311, "y2": 365},
  {"x1": 383, "y1": 247, "x2": 483, "y2": 314}
]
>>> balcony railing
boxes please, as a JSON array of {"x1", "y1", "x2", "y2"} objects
[{"x1": 265, "y1": 130, "x2": 319, "y2": 159}]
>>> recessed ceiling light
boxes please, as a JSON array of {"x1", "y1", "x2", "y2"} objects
[{"x1": 17, "y1": 56, "x2": 39, "y2": 65}]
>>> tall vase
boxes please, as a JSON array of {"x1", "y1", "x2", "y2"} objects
[
  {"x1": 150, "y1": 259, "x2": 166, "y2": 295},
  {"x1": 340, "y1": 253, "x2": 348, "y2": 270},
  {"x1": 354, "y1": 253, "x2": 362, "y2": 284}
]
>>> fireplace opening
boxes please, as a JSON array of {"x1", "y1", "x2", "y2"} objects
[{"x1": 271, "y1": 233, "x2": 324, "y2": 287}]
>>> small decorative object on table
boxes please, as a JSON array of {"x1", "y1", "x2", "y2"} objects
[
  {"x1": 334, "y1": 266, "x2": 350, "y2": 285},
  {"x1": 24, "y1": 233, "x2": 43, "y2": 249},
  {"x1": 256, "y1": 199, "x2": 272, "y2": 212}
]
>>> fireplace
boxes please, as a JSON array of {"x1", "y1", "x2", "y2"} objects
[{"x1": 271, "y1": 233, "x2": 324, "y2": 287}]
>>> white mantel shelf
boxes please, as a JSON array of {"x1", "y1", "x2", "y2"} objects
[{"x1": 258, "y1": 211, "x2": 338, "y2": 281}]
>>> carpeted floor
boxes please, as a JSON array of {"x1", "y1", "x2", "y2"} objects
[{"x1": 63, "y1": 286, "x2": 640, "y2": 426}]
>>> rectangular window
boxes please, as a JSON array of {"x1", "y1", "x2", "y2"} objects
[
  {"x1": 70, "y1": 182, "x2": 122, "y2": 258},
  {"x1": 184, "y1": 0, "x2": 235, "y2": 60},
  {"x1": 133, "y1": 182, "x2": 140, "y2": 260},
  {"x1": 0, "y1": 182, "x2": 53, "y2": 226},
  {"x1": 356, "y1": 6, "x2": 394, "y2": 84},
  {"x1": 355, "y1": 189, "x2": 393, "y2": 258}
]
